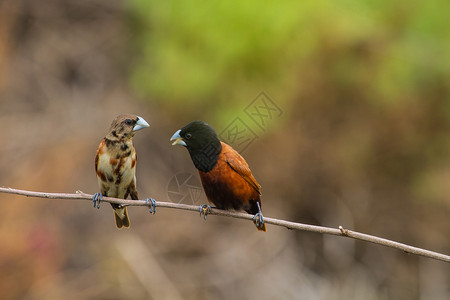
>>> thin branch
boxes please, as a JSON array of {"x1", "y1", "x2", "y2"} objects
[{"x1": 1, "y1": 186, "x2": 449, "y2": 263}]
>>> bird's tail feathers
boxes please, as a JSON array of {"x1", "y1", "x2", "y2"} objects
[
  {"x1": 257, "y1": 223, "x2": 267, "y2": 232},
  {"x1": 113, "y1": 206, "x2": 130, "y2": 229}
]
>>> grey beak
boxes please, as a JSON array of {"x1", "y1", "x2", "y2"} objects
[
  {"x1": 170, "y1": 130, "x2": 187, "y2": 146},
  {"x1": 133, "y1": 116, "x2": 150, "y2": 132}
]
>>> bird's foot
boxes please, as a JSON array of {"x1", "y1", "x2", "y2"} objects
[
  {"x1": 145, "y1": 198, "x2": 157, "y2": 214},
  {"x1": 199, "y1": 204, "x2": 212, "y2": 221},
  {"x1": 253, "y1": 212, "x2": 265, "y2": 230},
  {"x1": 252, "y1": 202, "x2": 265, "y2": 231},
  {"x1": 93, "y1": 193, "x2": 102, "y2": 209}
]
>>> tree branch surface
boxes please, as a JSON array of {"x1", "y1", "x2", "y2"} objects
[{"x1": 1, "y1": 186, "x2": 449, "y2": 263}]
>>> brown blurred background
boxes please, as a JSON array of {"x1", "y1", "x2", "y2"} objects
[{"x1": 0, "y1": 0, "x2": 449, "y2": 299}]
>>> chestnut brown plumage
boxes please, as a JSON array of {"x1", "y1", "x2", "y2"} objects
[
  {"x1": 171, "y1": 120, "x2": 266, "y2": 231},
  {"x1": 94, "y1": 114, "x2": 149, "y2": 228}
]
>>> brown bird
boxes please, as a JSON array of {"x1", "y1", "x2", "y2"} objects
[
  {"x1": 93, "y1": 114, "x2": 154, "y2": 229},
  {"x1": 170, "y1": 120, "x2": 266, "y2": 231}
]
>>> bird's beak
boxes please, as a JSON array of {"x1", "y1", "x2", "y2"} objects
[
  {"x1": 133, "y1": 116, "x2": 150, "y2": 132},
  {"x1": 170, "y1": 130, "x2": 187, "y2": 146}
]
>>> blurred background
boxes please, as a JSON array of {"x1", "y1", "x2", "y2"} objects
[{"x1": 1, "y1": 0, "x2": 449, "y2": 299}]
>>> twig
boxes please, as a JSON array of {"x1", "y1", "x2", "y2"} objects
[{"x1": 1, "y1": 186, "x2": 449, "y2": 263}]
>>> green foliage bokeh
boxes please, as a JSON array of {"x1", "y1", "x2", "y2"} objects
[{"x1": 127, "y1": 0, "x2": 449, "y2": 117}]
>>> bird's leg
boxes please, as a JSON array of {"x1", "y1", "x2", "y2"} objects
[
  {"x1": 93, "y1": 193, "x2": 102, "y2": 209},
  {"x1": 199, "y1": 204, "x2": 212, "y2": 221},
  {"x1": 253, "y1": 202, "x2": 265, "y2": 230},
  {"x1": 145, "y1": 198, "x2": 157, "y2": 214}
]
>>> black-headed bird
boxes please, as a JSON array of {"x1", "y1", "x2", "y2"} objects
[{"x1": 171, "y1": 120, "x2": 266, "y2": 231}]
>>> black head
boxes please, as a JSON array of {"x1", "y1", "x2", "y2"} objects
[{"x1": 170, "y1": 121, "x2": 222, "y2": 172}]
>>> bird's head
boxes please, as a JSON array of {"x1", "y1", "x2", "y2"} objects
[
  {"x1": 107, "y1": 114, "x2": 149, "y2": 141},
  {"x1": 170, "y1": 120, "x2": 222, "y2": 172}
]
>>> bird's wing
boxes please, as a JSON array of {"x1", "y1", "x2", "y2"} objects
[
  {"x1": 94, "y1": 139, "x2": 104, "y2": 173},
  {"x1": 224, "y1": 148, "x2": 261, "y2": 195},
  {"x1": 128, "y1": 176, "x2": 138, "y2": 200},
  {"x1": 95, "y1": 139, "x2": 109, "y2": 194}
]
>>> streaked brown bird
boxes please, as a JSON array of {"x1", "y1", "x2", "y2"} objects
[
  {"x1": 170, "y1": 120, "x2": 266, "y2": 231},
  {"x1": 93, "y1": 114, "x2": 152, "y2": 229}
]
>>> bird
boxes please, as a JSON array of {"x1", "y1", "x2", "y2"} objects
[
  {"x1": 93, "y1": 114, "x2": 155, "y2": 229},
  {"x1": 170, "y1": 120, "x2": 266, "y2": 232}
]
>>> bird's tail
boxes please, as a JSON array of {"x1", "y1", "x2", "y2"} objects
[
  {"x1": 112, "y1": 205, "x2": 130, "y2": 229},
  {"x1": 257, "y1": 223, "x2": 267, "y2": 232}
]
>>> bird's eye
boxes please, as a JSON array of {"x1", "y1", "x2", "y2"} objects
[
  {"x1": 125, "y1": 119, "x2": 133, "y2": 125},
  {"x1": 185, "y1": 133, "x2": 192, "y2": 139}
]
